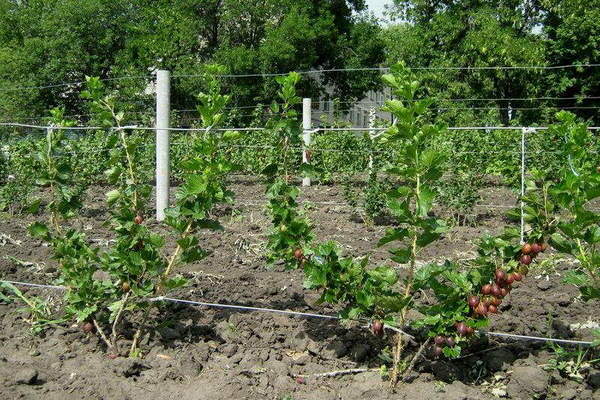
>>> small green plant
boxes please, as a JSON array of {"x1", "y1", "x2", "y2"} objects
[
  {"x1": 262, "y1": 72, "x2": 314, "y2": 269},
  {"x1": 375, "y1": 63, "x2": 449, "y2": 381},
  {"x1": 163, "y1": 64, "x2": 238, "y2": 289},
  {"x1": 0, "y1": 282, "x2": 63, "y2": 335},
  {"x1": 303, "y1": 241, "x2": 402, "y2": 320},
  {"x1": 542, "y1": 343, "x2": 599, "y2": 383},
  {"x1": 363, "y1": 172, "x2": 393, "y2": 223}
]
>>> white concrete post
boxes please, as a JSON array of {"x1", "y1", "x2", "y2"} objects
[
  {"x1": 156, "y1": 70, "x2": 170, "y2": 221},
  {"x1": 368, "y1": 107, "x2": 377, "y2": 171},
  {"x1": 302, "y1": 98, "x2": 312, "y2": 187}
]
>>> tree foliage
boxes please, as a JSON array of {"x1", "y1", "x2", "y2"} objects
[
  {"x1": 385, "y1": 0, "x2": 600, "y2": 125},
  {"x1": 0, "y1": 0, "x2": 383, "y2": 120}
]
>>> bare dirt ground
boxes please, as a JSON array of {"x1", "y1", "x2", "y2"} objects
[{"x1": 0, "y1": 179, "x2": 599, "y2": 399}]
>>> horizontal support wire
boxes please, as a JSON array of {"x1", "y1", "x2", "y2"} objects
[
  {"x1": 0, "y1": 75, "x2": 151, "y2": 92},
  {"x1": 0, "y1": 279, "x2": 593, "y2": 346},
  {"x1": 1, "y1": 63, "x2": 599, "y2": 92},
  {"x1": 3, "y1": 123, "x2": 600, "y2": 132},
  {"x1": 2, "y1": 144, "x2": 594, "y2": 158},
  {"x1": 173, "y1": 64, "x2": 600, "y2": 78}
]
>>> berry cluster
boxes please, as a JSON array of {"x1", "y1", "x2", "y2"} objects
[{"x1": 470, "y1": 241, "x2": 547, "y2": 317}]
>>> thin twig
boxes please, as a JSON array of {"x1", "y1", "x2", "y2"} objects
[
  {"x1": 130, "y1": 328, "x2": 141, "y2": 357},
  {"x1": 111, "y1": 291, "x2": 131, "y2": 350},
  {"x1": 159, "y1": 222, "x2": 194, "y2": 293},
  {"x1": 294, "y1": 368, "x2": 378, "y2": 379},
  {"x1": 401, "y1": 337, "x2": 431, "y2": 382},
  {"x1": 93, "y1": 319, "x2": 113, "y2": 350},
  {"x1": 362, "y1": 323, "x2": 415, "y2": 340}
]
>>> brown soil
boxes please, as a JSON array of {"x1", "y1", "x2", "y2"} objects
[{"x1": 1, "y1": 180, "x2": 599, "y2": 400}]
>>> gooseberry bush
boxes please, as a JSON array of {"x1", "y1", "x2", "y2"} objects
[
  {"x1": 305, "y1": 64, "x2": 458, "y2": 383},
  {"x1": 548, "y1": 112, "x2": 600, "y2": 301},
  {"x1": 301, "y1": 66, "x2": 583, "y2": 385},
  {"x1": 262, "y1": 72, "x2": 314, "y2": 269},
  {"x1": 28, "y1": 72, "x2": 234, "y2": 356}
]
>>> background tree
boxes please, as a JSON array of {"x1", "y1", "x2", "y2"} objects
[
  {"x1": 384, "y1": 0, "x2": 600, "y2": 126},
  {"x1": 0, "y1": 0, "x2": 384, "y2": 122}
]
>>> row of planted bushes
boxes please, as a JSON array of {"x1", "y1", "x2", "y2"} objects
[
  {"x1": 2, "y1": 125, "x2": 597, "y2": 184},
  {"x1": 1, "y1": 67, "x2": 598, "y2": 390}
]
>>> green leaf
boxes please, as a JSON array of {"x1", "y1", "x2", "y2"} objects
[
  {"x1": 108, "y1": 300, "x2": 125, "y2": 323},
  {"x1": 106, "y1": 189, "x2": 120, "y2": 204},
  {"x1": 299, "y1": 163, "x2": 320, "y2": 179},
  {"x1": 28, "y1": 222, "x2": 50, "y2": 239},
  {"x1": 389, "y1": 247, "x2": 411, "y2": 264},
  {"x1": 417, "y1": 186, "x2": 435, "y2": 217},
  {"x1": 180, "y1": 246, "x2": 208, "y2": 263},
  {"x1": 196, "y1": 219, "x2": 223, "y2": 231},
  {"x1": 163, "y1": 276, "x2": 188, "y2": 290},
  {"x1": 563, "y1": 270, "x2": 590, "y2": 287},
  {"x1": 368, "y1": 266, "x2": 398, "y2": 285},
  {"x1": 442, "y1": 345, "x2": 461, "y2": 358},
  {"x1": 550, "y1": 233, "x2": 575, "y2": 254},
  {"x1": 262, "y1": 163, "x2": 278, "y2": 176},
  {"x1": 222, "y1": 130, "x2": 241, "y2": 141},
  {"x1": 387, "y1": 199, "x2": 412, "y2": 222},
  {"x1": 378, "y1": 228, "x2": 409, "y2": 246},
  {"x1": 26, "y1": 198, "x2": 42, "y2": 214}
]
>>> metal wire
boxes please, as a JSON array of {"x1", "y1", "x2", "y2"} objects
[
  {"x1": 1, "y1": 279, "x2": 594, "y2": 346},
  {"x1": 2, "y1": 63, "x2": 599, "y2": 92},
  {"x1": 0, "y1": 75, "x2": 151, "y2": 92},
  {"x1": 173, "y1": 64, "x2": 600, "y2": 78}
]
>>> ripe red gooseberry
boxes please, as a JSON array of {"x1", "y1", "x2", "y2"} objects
[
  {"x1": 475, "y1": 302, "x2": 488, "y2": 316},
  {"x1": 491, "y1": 284, "x2": 502, "y2": 297},
  {"x1": 468, "y1": 296, "x2": 480, "y2": 308},
  {"x1": 520, "y1": 255, "x2": 532, "y2": 265},
  {"x1": 513, "y1": 272, "x2": 523, "y2": 281},
  {"x1": 481, "y1": 284, "x2": 492, "y2": 295},
  {"x1": 456, "y1": 322, "x2": 468, "y2": 337},
  {"x1": 495, "y1": 269, "x2": 506, "y2": 282},
  {"x1": 293, "y1": 248, "x2": 304, "y2": 260},
  {"x1": 371, "y1": 320, "x2": 384, "y2": 337},
  {"x1": 434, "y1": 336, "x2": 446, "y2": 346},
  {"x1": 82, "y1": 322, "x2": 94, "y2": 333}
]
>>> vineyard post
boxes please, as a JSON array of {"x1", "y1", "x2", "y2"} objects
[
  {"x1": 155, "y1": 69, "x2": 171, "y2": 221},
  {"x1": 302, "y1": 98, "x2": 312, "y2": 187}
]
